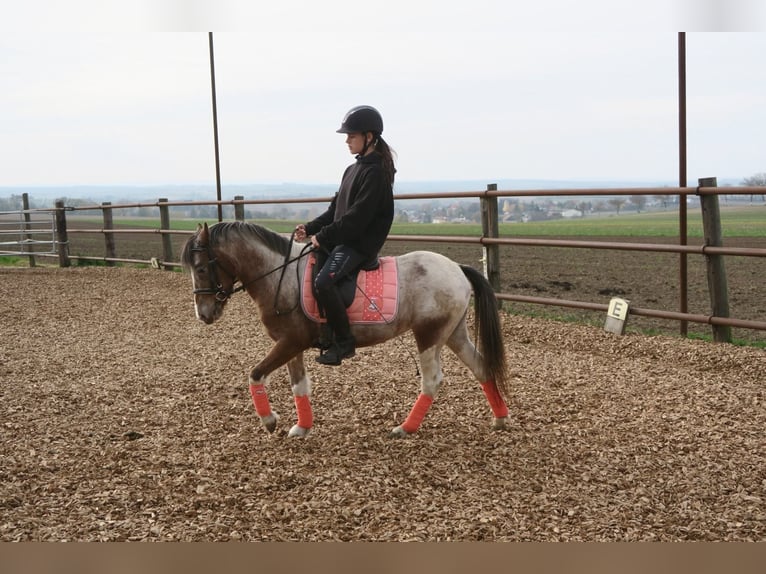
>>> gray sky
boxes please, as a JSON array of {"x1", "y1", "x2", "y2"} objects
[{"x1": 2, "y1": 1, "x2": 765, "y2": 187}]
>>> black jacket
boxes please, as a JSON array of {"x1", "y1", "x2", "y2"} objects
[{"x1": 305, "y1": 152, "x2": 394, "y2": 258}]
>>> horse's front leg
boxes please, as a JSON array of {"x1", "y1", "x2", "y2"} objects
[
  {"x1": 285, "y1": 353, "x2": 313, "y2": 438},
  {"x1": 248, "y1": 339, "x2": 303, "y2": 434}
]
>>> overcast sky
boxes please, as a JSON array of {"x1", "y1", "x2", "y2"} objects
[{"x1": 2, "y1": 1, "x2": 765, "y2": 188}]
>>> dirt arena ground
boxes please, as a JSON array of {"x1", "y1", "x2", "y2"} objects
[{"x1": 1, "y1": 266, "x2": 764, "y2": 541}]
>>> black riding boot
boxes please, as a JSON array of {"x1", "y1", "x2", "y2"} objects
[{"x1": 315, "y1": 295, "x2": 355, "y2": 366}]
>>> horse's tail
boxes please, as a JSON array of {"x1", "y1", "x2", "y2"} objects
[{"x1": 460, "y1": 265, "x2": 509, "y2": 400}]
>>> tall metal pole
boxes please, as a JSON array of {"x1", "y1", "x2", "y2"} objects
[
  {"x1": 678, "y1": 32, "x2": 688, "y2": 336},
  {"x1": 209, "y1": 32, "x2": 223, "y2": 222}
]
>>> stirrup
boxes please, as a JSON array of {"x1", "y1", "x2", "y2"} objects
[
  {"x1": 315, "y1": 340, "x2": 355, "y2": 366},
  {"x1": 312, "y1": 336, "x2": 333, "y2": 351},
  {"x1": 311, "y1": 324, "x2": 333, "y2": 351}
]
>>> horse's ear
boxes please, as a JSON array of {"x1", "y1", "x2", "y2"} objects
[{"x1": 199, "y1": 222, "x2": 209, "y2": 244}]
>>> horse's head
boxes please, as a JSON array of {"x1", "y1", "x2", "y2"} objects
[{"x1": 181, "y1": 222, "x2": 235, "y2": 325}]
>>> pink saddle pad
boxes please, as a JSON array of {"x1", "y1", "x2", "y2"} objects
[{"x1": 301, "y1": 254, "x2": 399, "y2": 324}]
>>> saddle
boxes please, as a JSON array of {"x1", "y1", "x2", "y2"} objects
[{"x1": 301, "y1": 253, "x2": 399, "y2": 324}]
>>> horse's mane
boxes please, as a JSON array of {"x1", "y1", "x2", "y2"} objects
[{"x1": 181, "y1": 222, "x2": 291, "y2": 268}]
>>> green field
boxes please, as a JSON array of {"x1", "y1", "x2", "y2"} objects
[{"x1": 68, "y1": 204, "x2": 765, "y2": 238}]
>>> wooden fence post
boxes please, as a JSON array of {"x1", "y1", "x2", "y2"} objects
[
  {"x1": 698, "y1": 177, "x2": 732, "y2": 343},
  {"x1": 480, "y1": 183, "x2": 501, "y2": 304},
  {"x1": 234, "y1": 195, "x2": 245, "y2": 222},
  {"x1": 159, "y1": 198, "x2": 174, "y2": 270},
  {"x1": 22, "y1": 193, "x2": 36, "y2": 267},
  {"x1": 102, "y1": 202, "x2": 116, "y2": 266},
  {"x1": 54, "y1": 200, "x2": 70, "y2": 268}
]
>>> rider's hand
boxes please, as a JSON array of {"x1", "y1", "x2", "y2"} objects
[{"x1": 294, "y1": 224, "x2": 307, "y2": 242}]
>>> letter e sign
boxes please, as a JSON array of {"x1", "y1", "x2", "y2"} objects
[{"x1": 604, "y1": 297, "x2": 631, "y2": 335}]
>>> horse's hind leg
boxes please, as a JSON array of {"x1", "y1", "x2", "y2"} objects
[
  {"x1": 390, "y1": 346, "x2": 443, "y2": 438},
  {"x1": 286, "y1": 353, "x2": 313, "y2": 438},
  {"x1": 446, "y1": 322, "x2": 510, "y2": 431}
]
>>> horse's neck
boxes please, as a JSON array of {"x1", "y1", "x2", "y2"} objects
[{"x1": 230, "y1": 241, "x2": 299, "y2": 304}]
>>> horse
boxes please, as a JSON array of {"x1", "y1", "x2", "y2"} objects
[{"x1": 181, "y1": 221, "x2": 511, "y2": 438}]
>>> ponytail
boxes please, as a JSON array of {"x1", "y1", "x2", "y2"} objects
[{"x1": 374, "y1": 136, "x2": 397, "y2": 190}]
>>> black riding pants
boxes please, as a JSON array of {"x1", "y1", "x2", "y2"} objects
[{"x1": 313, "y1": 244, "x2": 366, "y2": 339}]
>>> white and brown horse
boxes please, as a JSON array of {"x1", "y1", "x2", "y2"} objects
[{"x1": 181, "y1": 222, "x2": 510, "y2": 438}]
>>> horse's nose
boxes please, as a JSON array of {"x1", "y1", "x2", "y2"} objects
[{"x1": 195, "y1": 301, "x2": 217, "y2": 324}]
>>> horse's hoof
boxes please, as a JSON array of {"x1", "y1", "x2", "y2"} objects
[
  {"x1": 262, "y1": 412, "x2": 279, "y2": 433},
  {"x1": 389, "y1": 426, "x2": 410, "y2": 439},
  {"x1": 491, "y1": 416, "x2": 510, "y2": 431},
  {"x1": 288, "y1": 424, "x2": 311, "y2": 438}
]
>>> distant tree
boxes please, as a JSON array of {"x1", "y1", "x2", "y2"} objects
[
  {"x1": 630, "y1": 195, "x2": 647, "y2": 213},
  {"x1": 741, "y1": 172, "x2": 766, "y2": 202},
  {"x1": 433, "y1": 206, "x2": 447, "y2": 218},
  {"x1": 464, "y1": 202, "x2": 480, "y2": 219},
  {"x1": 742, "y1": 172, "x2": 766, "y2": 186},
  {"x1": 0, "y1": 195, "x2": 23, "y2": 210},
  {"x1": 654, "y1": 194, "x2": 669, "y2": 210},
  {"x1": 608, "y1": 198, "x2": 626, "y2": 215}
]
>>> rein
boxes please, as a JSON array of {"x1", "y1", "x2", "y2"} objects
[{"x1": 192, "y1": 232, "x2": 314, "y2": 315}]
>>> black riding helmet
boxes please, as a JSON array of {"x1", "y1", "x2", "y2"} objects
[{"x1": 336, "y1": 105, "x2": 384, "y2": 135}]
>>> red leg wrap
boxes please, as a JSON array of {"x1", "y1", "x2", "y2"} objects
[
  {"x1": 294, "y1": 395, "x2": 313, "y2": 429},
  {"x1": 481, "y1": 380, "x2": 509, "y2": 418},
  {"x1": 401, "y1": 393, "x2": 434, "y2": 434},
  {"x1": 249, "y1": 384, "x2": 272, "y2": 418}
]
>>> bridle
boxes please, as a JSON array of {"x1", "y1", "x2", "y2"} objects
[
  {"x1": 190, "y1": 241, "x2": 234, "y2": 302},
  {"x1": 191, "y1": 232, "x2": 315, "y2": 315}
]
